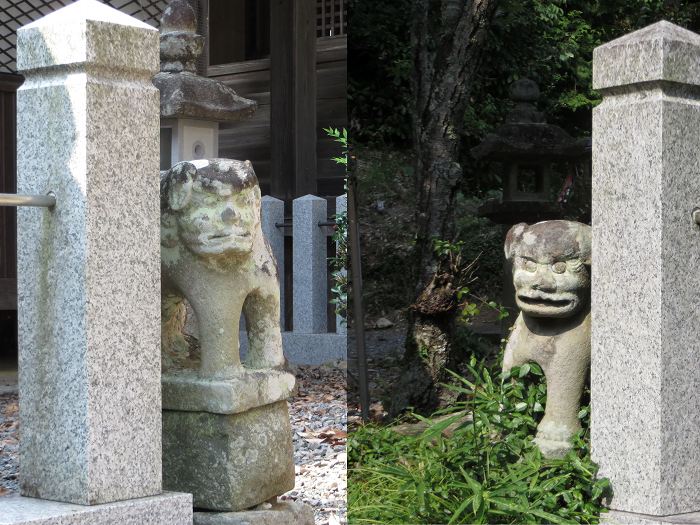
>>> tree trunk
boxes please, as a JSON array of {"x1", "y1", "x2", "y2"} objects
[{"x1": 391, "y1": 0, "x2": 498, "y2": 417}]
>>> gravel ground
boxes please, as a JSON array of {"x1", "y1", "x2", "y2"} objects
[
  {"x1": 284, "y1": 364, "x2": 347, "y2": 525},
  {"x1": 0, "y1": 392, "x2": 18, "y2": 496},
  {"x1": 0, "y1": 365, "x2": 347, "y2": 525}
]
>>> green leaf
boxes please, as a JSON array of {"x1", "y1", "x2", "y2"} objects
[
  {"x1": 422, "y1": 414, "x2": 463, "y2": 440},
  {"x1": 447, "y1": 498, "x2": 472, "y2": 525}
]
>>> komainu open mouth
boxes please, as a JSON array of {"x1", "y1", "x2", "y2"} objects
[
  {"x1": 518, "y1": 295, "x2": 571, "y2": 307},
  {"x1": 208, "y1": 233, "x2": 231, "y2": 240}
]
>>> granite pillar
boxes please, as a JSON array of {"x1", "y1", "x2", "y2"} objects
[
  {"x1": 6, "y1": 1, "x2": 190, "y2": 521},
  {"x1": 293, "y1": 195, "x2": 327, "y2": 333},
  {"x1": 591, "y1": 20, "x2": 700, "y2": 518},
  {"x1": 262, "y1": 195, "x2": 285, "y2": 329}
]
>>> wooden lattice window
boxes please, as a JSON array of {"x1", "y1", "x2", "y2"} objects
[
  {"x1": 316, "y1": 0, "x2": 345, "y2": 38},
  {"x1": 0, "y1": 0, "x2": 168, "y2": 74}
]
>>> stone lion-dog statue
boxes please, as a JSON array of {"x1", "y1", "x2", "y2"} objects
[
  {"x1": 160, "y1": 158, "x2": 284, "y2": 379},
  {"x1": 503, "y1": 220, "x2": 591, "y2": 458}
]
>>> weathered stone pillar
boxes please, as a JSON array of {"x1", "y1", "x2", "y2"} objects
[
  {"x1": 262, "y1": 195, "x2": 286, "y2": 329},
  {"x1": 3, "y1": 0, "x2": 191, "y2": 521},
  {"x1": 293, "y1": 195, "x2": 328, "y2": 333},
  {"x1": 592, "y1": 21, "x2": 700, "y2": 520}
]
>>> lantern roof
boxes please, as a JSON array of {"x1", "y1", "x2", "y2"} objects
[
  {"x1": 154, "y1": 0, "x2": 256, "y2": 122},
  {"x1": 471, "y1": 78, "x2": 589, "y2": 161}
]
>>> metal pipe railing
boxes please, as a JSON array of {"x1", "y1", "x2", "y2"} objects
[
  {"x1": 0, "y1": 193, "x2": 55, "y2": 208},
  {"x1": 275, "y1": 220, "x2": 338, "y2": 228}
]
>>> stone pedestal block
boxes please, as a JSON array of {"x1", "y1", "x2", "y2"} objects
[
  {"x1": 0, "y1": 493, "x2": 192, "y2": 525},
  {"x1": 162, "y1": 369, "x2": 295, "y2": 414},
  {"x1": 15, "y1": 0, "x2": 162, "y2": 506},
  {"x1": 163, "y1": 400, "x2": 295, "y2": 511},
  {"x1": 193, "y1": 501, "x2": 314, "y2": 525},
  {"x1": 592, "y1": 21, "x2": 700, "y2": 516}
]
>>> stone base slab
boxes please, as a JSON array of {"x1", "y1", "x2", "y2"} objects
[
  {"x1": 162, "y1": 368, "x2": 295, "y2": 414},
  {"x1": 603, "y1": 509, "x2": 700, "y2": 524},
  {"x1": 240, "y1": 332, "x2": 346, "y2": 365},
  {"x1": 163, "y1": 400, "x2": 295, "y2": 511},
  {"x1": 0, "y1": 492, "x2": 192, "y2": 525},
  {"x1": 193, "y1": 501, "x2": 314, "y2": 525}
]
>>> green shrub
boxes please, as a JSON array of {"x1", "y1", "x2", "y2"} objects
[
  {"x1": 348, "y1": 358, "x2": 611, "y2": 524},
  {"x1": 325, "y1": 127, "x2": 348, "y2": 322}
]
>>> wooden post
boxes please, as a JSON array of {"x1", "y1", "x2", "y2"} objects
[
  {"x1": 270, "y1": 0, "x2": 317, "y2": 200},
  {"x1": 0, "y1": 73, "x2": 22, "y2": 312}
]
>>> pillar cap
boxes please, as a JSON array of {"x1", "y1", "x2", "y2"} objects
[
  {"x1": 593, "y1": 20, "x2": 700, "y2": 91},
  {"x1": 17, "y1": 0, "x2": 158, "y2": 74}
]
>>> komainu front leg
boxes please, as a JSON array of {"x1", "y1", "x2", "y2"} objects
[
  {"x1": 534, "y1": 360, "x2": 587, "y2": 458},
  {"x1": 503, "y1": 314, "x2": 529, "y2": 374},
  {"x1": 243, "y1": 291, "x2": 285, "y2": 369},
  {"x1": 194, "y1": 298, "x2": 244, "y2": 379},
  {"x1": 161, "y1": 292, "x2": 189, "y2": 369}
]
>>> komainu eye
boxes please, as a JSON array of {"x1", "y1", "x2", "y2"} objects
[
  {"x1": 552, "y1": 261, "x2": 567, "y2": 274},
  {"x1": 524, "y1": 260, "x2": 537, "y2": 273}
]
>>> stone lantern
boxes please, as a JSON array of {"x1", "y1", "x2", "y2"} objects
[
  {"x1": 471, "y1": 78, "x2": 589, "y2": 225},
  {"x1": 471, "y1": 78, "x2": 590, "y2": 329},
  {"x1": 154, "y1": 0, "x2": 256, "y2": 170}
]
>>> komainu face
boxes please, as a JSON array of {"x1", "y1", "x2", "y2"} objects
[
  {"x1": 162, "y1": 158, "x2": 261, "y2": 258},
  {"x1": 176, "y1": 184, "x2": 259, "y2": 256},
  {"x1": 505, "y1": 221, "x2": 591, "y2": 318}
]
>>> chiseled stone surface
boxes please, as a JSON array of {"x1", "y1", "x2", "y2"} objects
[
  {"x1": 15, "y1": 0, "x2": 161, "y2": 506},
  {"x1": 193, "y1": 501, "x2": 314, "y2": 525},
  {"x1": 163, "y1": 401, "x2": 295, "y2": 511},
  {"x1": 503, "y1": 221, "x2": 591, "y2": 458},
  {"x1": 592, "y1": 21, "x2": 700, "y2": 516},
  {"x1": 593, "y1": 21, "x2": 700, "y2": 91},
  {"x1": 17, "y1": 0, "x2": 158, "y2": 73},
  {"x1": 160, "y1": 159, "x2": 286, "y2": 379},
  {"x1": 293, "y1": 195, "x2": 328, "y2": 333},
  {"x1": 162, "y1": 368, "x2": 295, "y2": 414},
  {"x1": 0, "y1": 493, "x2": 192, "y2": 525}
]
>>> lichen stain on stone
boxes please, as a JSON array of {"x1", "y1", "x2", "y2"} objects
[{"x1": 523, "y1": 231, "x2": 538, "y2": 245}]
